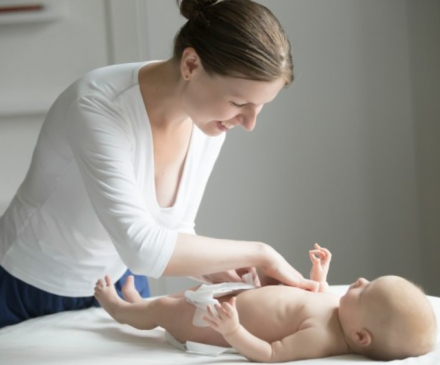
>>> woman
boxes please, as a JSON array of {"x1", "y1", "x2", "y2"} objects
[{"x1": 0, "y1": 0, "x2": 316, "y2": 328}]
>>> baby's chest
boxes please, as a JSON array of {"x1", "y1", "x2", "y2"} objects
[{"x1": 234, "y1": 288, "x2": 310, "y2": 341}]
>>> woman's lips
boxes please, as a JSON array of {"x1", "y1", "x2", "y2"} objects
[{"x1": 217, "y1": 120, "x2": 234, "y2": 131}]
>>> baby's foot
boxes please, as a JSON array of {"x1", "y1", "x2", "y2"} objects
[
  {"x1": 122, "y1": 275, "x2": 144, "y2": 303},
  {"x1": 94, "y1": 275, "x2": 126, "y2": 317}
]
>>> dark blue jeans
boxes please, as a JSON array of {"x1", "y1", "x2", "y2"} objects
[{"x1": 0, "y1": 265, "x2": 150, "y2": 329}]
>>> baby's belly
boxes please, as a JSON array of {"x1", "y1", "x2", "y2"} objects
[{"x1": 221, "y1": 286, "x2": 308, "y2": 342}]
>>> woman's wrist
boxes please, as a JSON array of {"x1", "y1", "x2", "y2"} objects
[{"x1": 253, "y1": 241, "x2": 275, "y2": 268}]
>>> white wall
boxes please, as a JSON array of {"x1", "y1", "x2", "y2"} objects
[
  {"x1": 198, "y1": 0, "x2": 423, "y2": 290},
  {"x1": 0, "y1": 0, "x2": 109, "y2": 213},
  {"x1": 0, "y1": 0, "x2": 438, "y2": 296},
  {"x1": 406, "y1": 0, "x2": 440, "y2": 296}
]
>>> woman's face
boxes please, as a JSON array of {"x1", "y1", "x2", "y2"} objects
[{"x1": 180, "y1": 52, "x2": 285, "y2": 136}]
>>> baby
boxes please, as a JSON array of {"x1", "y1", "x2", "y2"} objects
[{"x1": 94, "y1": 244, "x2": 437, "y2": 362}]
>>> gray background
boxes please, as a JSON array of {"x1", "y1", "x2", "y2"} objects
[{"x1": 0, "y1": 0, "x2": 439, "y2": 296}]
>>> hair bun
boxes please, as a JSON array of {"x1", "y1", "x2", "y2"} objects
[{"x1": 178, "y1": 0, "x2": 219, "y2": 20}]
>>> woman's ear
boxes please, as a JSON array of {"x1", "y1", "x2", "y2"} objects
[{"x1": 180, "y1": 47, "x2": 201, "y2": 80}]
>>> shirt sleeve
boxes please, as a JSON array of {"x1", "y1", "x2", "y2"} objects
[{"x1": 66, "y1": 95, "x2": 177, "y2": 278}]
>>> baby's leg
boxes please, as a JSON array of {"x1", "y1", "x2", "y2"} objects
[
  {"x1": 95, "y1": 276, "x2": 161, "y2": 330},
  {"x1": 95, "y1": 276, "x2": 228, "y2": 346}
]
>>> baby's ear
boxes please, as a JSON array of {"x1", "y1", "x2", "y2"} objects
[{"x1": 353, "y1": 329, "x2": 372, "y2": 348}]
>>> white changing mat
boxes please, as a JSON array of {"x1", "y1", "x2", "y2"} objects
[{"x1": 0, "y1": 285, "x2": 439, "y2": 365}]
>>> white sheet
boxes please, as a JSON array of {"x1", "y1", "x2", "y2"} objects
[{"x1": 1, "y1": 285, "x2": 439, "y2": 365}]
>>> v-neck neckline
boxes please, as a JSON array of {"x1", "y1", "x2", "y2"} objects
[
  {"x1": 145, "y1": 115, "x2": 195, "y2": 211},
  {"x1": 135, "y1": 63, "x2": 196, "y2": 211}
]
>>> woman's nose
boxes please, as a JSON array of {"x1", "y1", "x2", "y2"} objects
[
  {"x1": 240, "y1": 105, "x2": 261, "y2": 131},
  {"x1": 241, "y1": 116, "x2": 257, "y2": 131}
]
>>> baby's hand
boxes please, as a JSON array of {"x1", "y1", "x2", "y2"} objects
[
  {"x1": 203, "y1": 297, "x2": 240, "y2": 337},
  {"x1": 309, "y1": 243, "x2": 332, "y2": 283}
]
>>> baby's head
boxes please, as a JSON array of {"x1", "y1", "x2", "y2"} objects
[{"x1": 338, "y1": 275, "x2": 437, "y2": 361}]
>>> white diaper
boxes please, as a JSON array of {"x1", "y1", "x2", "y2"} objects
[
  {"x1": 166, "y1": 273, "x2": 258, "y2": 356},
  {"x1": 184, "y1": 273, "x2": 258, "y2": 327},
  {"x1": 166, "y1": 331, "x2": 237, "y2": 356}
]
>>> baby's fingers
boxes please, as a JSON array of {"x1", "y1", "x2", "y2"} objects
[
  {"x1": 207, "y1": 303, "x2": 230, "y2": 323},
  {"x1": 216, "y1": 302, "x2": 235, "y2": 321},
  {"x1": 309, "y1": 250, "x2": 322, "y2": 262},
  {"x1": 225, "y1": 297, "x2": 237, "y2": 309},
  {"x1": 321, "y1": 247, "x2": 332, "y2": 259},
  {"x1": 309, "y1": 250, "x2": 317, "y2": 259},
  {"x1": 312, "y1": 244, "x2": 332, "y2": 259},
  {"x1": 207, "y1": 303, "x2": 222, "y2": 317},
  {"x1": 204, "y1": 305, "x2": 221, "y2": 325},
  {"x1": 202, "y1": 315, "x2": 217, "y2": 328},
  {"x1": 318, "y1": 249, "x2": 331, "y2": 264}
]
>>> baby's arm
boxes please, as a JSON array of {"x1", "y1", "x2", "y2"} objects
[
  {"x1": 309, "y1": 243, "x2": 332, "y2": 292},
  {"x1": 204, "y1": 299, "x2": 332, "y2": 362}
]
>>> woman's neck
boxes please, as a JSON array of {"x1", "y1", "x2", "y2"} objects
[{"x1": 139, "y1": 59, "x2": 190, "y2": 131}]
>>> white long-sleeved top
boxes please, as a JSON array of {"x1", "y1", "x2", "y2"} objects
[{"x1": 0, "y1": 62, "x2": 225, "y2": 297}]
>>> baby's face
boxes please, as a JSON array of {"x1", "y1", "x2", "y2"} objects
[
  {"x1": 338, "y1": 276, "x2": 404, "y2": 333},
  {"x1": 338, "y1": 277, "x2": 373, "y2": 332}
]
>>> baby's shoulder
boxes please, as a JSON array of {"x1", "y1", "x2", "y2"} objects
[
  {"x1": 296, "y1": 317, "x2": 348, "y2": 358},
  {"x1": 299, "y1": 298, "x2": 348, "y2": 355},
  {"x1": 299, "y1": 294, "x2": 341, "y2": 330}
]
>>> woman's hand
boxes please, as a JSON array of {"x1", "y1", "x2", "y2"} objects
[
  {"x1": 203, "y1": 297, "x2": 240, "y2": 336},
  {"x1": 260, "y1": 245, "x2": 319, "y2": 291}
]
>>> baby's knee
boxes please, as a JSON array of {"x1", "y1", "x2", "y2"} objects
[
  {"x1": 156, "y1": 296, "x2": 177, "y2": 308},
  {"x1": 153, "y1": 296, "x2": 188, "y2": 317}
]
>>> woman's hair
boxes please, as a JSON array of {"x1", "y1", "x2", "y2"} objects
[{"x1": 174, "y1": 0, "x2": 293, "y2": 85}]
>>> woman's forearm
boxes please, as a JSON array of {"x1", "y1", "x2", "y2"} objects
[
  {"x1": 162, "y1": 233, "x2": 269, "y2": 277},
  {"x1": 162, "y1": 233, "x2": 316, "y2": 289}
]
